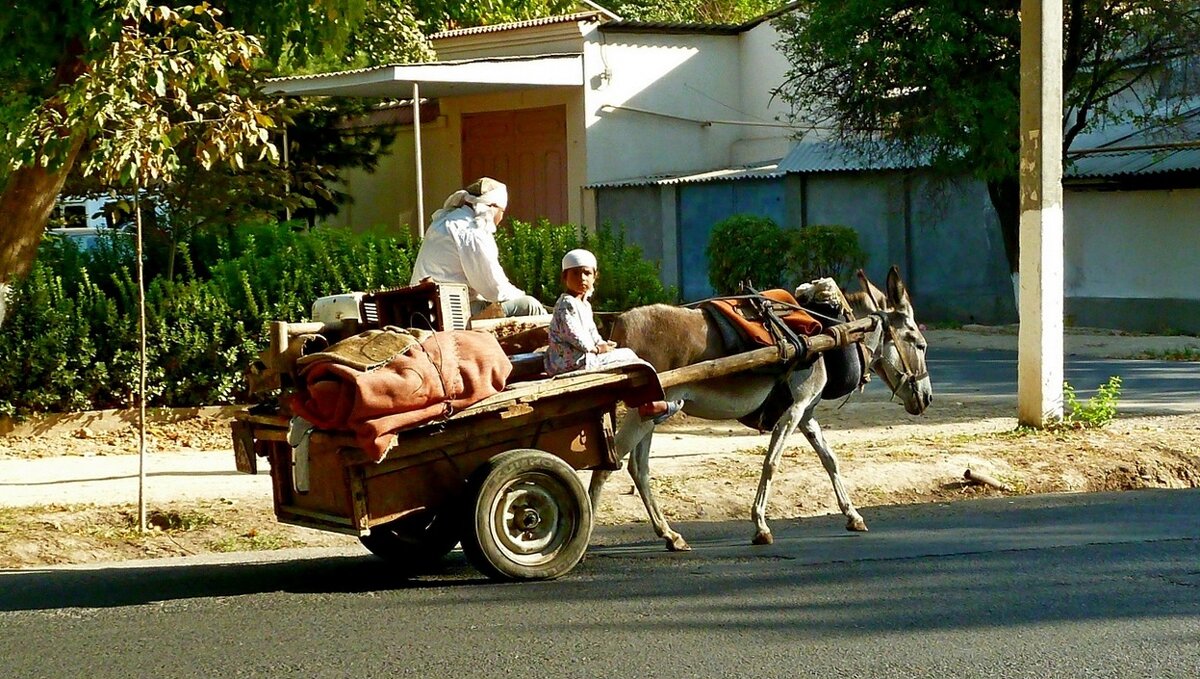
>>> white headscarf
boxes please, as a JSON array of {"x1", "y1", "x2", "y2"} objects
[{"x1": 430, "y1": 177, "x2": 509, "y2": 228}]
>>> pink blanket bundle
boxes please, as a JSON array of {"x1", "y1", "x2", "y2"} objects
[{"x1": 290, "y1": 329, "x2": 512, "y2": 462}]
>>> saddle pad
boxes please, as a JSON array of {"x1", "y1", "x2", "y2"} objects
[{"x1": 704, "y1": 289, "x2": 822, "y2": 347}]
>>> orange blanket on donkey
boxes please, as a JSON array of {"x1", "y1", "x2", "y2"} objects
[
  {"x1": 706, "y1": 289, "x2": 822, "y2": 346},
  {"x1": 289, "y1": 329, "x2": 512, "y2": 462}
]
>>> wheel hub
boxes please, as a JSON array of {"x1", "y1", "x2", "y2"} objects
[{"x1": 518, "y1": 507, "x2": 541, "y2": 530}]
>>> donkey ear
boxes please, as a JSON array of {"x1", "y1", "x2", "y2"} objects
[
  {"x1": 855, "y1": 269, "x2": 878, "y2": 311},
  {"x1": 886, "y1": 265, "x2": 911, "y2": 309}
]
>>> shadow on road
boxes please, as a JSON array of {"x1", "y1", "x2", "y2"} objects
[
  {"x1": 0, "y1": 552, "x2": 491, "y2": 611},
  {"x1": 2, "y1": 489, "x2": 1197, "y2": 639}
]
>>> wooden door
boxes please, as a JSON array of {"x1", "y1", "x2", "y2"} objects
[{"x1": 462, "y1": 106, "x2": 568, "y2": 225}]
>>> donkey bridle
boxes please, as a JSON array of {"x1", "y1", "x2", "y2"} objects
[{"x1": 870, "y1": 310, "x2": 928, "y2": 399}]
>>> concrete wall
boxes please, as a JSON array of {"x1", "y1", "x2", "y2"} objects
[
  {"x1": 731, "y1": 18, "x2": 800, "y2": 164},
  {"x1": 1065, "y1": 187, "x2": 1200, "y2": 332},
  {"x1": 583, "y1": 31, "x2": 746, "y2": 183},
  {"x1": 907, "y1": 175, "x2": 1015, "y2": 324},
  {"x1": 595, "y1": 170, "x2": 1018, "y2": 324}
]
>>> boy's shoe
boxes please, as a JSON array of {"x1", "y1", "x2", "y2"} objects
[{"x1": 651, "y1": 399, "x2": 684, "y2": 425}]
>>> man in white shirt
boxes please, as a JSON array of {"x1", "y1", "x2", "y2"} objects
[{"x1": 410, "y1": 177, "x2": 547, "y2": 317}]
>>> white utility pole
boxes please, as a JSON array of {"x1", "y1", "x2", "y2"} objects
[{"x1": 1017, "y1": 0, "x2": 1065, "y2": 426}]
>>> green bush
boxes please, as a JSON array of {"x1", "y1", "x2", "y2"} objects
[
  {"x1": 705, "y1": 214, "x2": 790, "y2": 295},
  {"x1": 787, "y1": 224, "x2": 867, "y2": 287},
  {"x1": 706, "y1": 216, "x2": 868, "y2": 294},
  {"x1": 497, "y1": 220, "x2": 675, "y2": 312}
]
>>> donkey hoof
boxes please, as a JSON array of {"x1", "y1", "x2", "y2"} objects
[
  {"x1": 666, "y1": 535, "x2": 692, "y2": 552},
  {"x1": 751, "y1": 531, "x2": 774, "y2": 545},
  {"x1": 846, "y1": 517, "x2": 869, "y2": 532}
]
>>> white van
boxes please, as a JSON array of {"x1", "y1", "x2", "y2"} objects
[{"x1": 48, "y1": 196, "x2": 136, "y2": 251}]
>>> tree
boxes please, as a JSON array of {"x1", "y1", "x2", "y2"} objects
[
  {"x1": 773, "y1": 1, "x2": 1200, "y2": 275},
  {"x1": 599, "y1": 0, "x2": 776, "y2": 23},
  {"x1": 409, "y1": 0, "x2": 575, "y2": 32},
  {"x1": 0, "y1": 0, "x2": 402, "y2": 327}
]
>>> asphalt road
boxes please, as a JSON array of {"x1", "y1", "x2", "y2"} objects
[
  {"x1": 927, "y1": 346, "x2": 1200, "y2": 413},
  {"x1": 3, "y1": 489, "x2": 1197, "y2": 679}
]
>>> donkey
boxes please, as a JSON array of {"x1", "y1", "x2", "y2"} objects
[{"x1": 591, "y1": 266, "x2": 932, "y2": 550}]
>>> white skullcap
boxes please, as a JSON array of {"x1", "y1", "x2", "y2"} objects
[{"x1": 561, "y1": 248, "x2": 598, "y2": 272}]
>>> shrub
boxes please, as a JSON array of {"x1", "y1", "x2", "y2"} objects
[
  {"x1": 0, "y1": 218, "x2": 673, "y2": 416},
  {"x1": 582, "y1": 222, "x2": 677, "y2": 310},
  {"x1": 1057, "y1": 376, "x2": 1122, "y2": 430},
  {"x1": 497, "y1": 220, "x2": 675, "y2": 312},
  {"x1": 787, "y1": 224, "x2": 867, "y2": 287},
  {"x1": 705, "y1": 214, "x2": 789, "y2": 295}
]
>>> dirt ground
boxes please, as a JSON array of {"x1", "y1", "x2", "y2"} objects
[{"x1": 1, "y1": 327, "x2": 1198, "y2": 570}]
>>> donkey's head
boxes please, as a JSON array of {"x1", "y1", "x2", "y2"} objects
[{"x1": 855, "y1": 266, "x2": 933, "y2": 415}]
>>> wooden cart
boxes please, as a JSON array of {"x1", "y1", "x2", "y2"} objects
[
  {"x1": 232, "y1": 365, "x2": 665, "y2": 581},
  {"x1": 232, "y1": 316, "x2": 876, "y2": 582}
]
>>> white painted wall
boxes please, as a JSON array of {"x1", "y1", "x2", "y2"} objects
[
  {"x1": 731, "y1": 19, "x2": 799, "y2": 164},
  {"x1": 1064, "y1": 188, "x2": 1200, "y2": 300},
  {"x1": 583, "y1": 30, "x2": 745, "y2": 183}
]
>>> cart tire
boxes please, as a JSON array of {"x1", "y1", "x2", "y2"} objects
[
  {"x1": 461, "y1": 449, "x2": 593, "y2": 581},
  {"x1": 359, "y1": 509, "x2": 460, "y2": 571}
]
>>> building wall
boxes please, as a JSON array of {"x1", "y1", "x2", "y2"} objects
[
  {"x1": 583, "y1": 31, "x2": 746, "y2": 184},
  {"x1": 1065, "y1": 187, "x2": 1200, "y2": 332},
  {"x1": 907, "y1": 175, "x2": 1015, "y2": 324},
  {"x1": 731, "y1": 18, "x2": 800, "y2": 165},
  {"x1": 326, "y1": 86, "x2": 585, "y2": 234}
]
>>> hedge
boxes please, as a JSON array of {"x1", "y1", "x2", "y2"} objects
[{"x1": 0, "y1": 220, "x2": 673, "y2": 417}]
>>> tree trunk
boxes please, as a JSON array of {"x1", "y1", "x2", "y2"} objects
[
  {"x1": 986, "y1": 174, "x2": 1021, "y2": 276},
  {"x1": 0, "y1": 135, "x2": 86, "y2": 327}
]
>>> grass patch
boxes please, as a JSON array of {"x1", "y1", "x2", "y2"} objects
[
  {"x1": 208, "y1": 529, "x2": 299, "y2": 553},
  {"x1": 1132, "y1": 347, "x2": 1200, "y2": 362},
  {"x1": 0, "y1": 507, "x2": 17, "y2": 533}
]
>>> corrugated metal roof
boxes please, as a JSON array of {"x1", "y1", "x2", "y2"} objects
[
  {"x1": 1066, "y1": 107, "x2": 1200, "y2": 178},
  {"x1": 430, "y1": 12, "x2": 602, "y2": 39},
  {"x1": 587, "y1": 160, "x2": 784, "y2": 189},
  {"x1": 264, "y1": 54, "x2": 583, "y2": 98},
  {"x1": 777, "y1": 140, "x2": 925, "y2": 173},
  {"x1": 1067, "y1": 146, "x2": 1200, "y2": 178}
]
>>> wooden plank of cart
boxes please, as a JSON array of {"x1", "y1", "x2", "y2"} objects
[{"x1": 231, "y1": 316, "x2": 875, "y2": 582}]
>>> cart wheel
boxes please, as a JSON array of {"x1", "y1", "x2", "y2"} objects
[
  {"x1": 461, "y1": 449, "x2": 593, "y2": 581},
  {"x1": 359, "y1": 509, "x2": 460, "y2": 571}
]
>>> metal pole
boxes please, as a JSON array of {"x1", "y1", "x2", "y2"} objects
[
  {"x1": 134, "y1": 178, "x2": 147, "y2": 532},
  {"x1": 413, "y1": 82, "x2": 425, "y2": 238},
  {"x1": 1017, "y1": 0, "x2": 1064, "y2": 427}
]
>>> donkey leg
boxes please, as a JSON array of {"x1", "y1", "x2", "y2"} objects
[
  {"x1": 587, "y1": 469, "x2": 613, "y2": 514},
  {"x1": 606, "y1": 409, "x2": 690, "y2": 551},
  {"x1": 801, "y1": 417, "x2": 868, "y2": 532},
  {"x1": 626, "y1": 433, "x2": 691, "y2": 552},
  {"x1": 750, "y1": 403, "x2": 807, "y2": 546}
]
